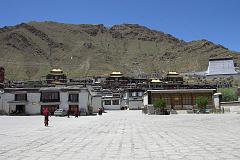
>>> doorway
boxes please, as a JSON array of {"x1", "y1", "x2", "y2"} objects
[
  {"x1": 69, "y1": 105, "x2": 79, "y2": 115},
  {"x1": 16, "y1": 105, "x2": 25, "y2": 114}
]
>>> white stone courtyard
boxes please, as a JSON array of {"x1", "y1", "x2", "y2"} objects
[{"x1": 0, "y1": 111, "x2": 240, "y2": 160}]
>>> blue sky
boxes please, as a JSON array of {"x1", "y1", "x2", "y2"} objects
[{"x1": 1, "y1": 0, "x2": 240, "y2": 51}]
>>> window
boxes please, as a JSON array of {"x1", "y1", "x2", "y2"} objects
[
  {"x1": 104, "y1": 100, "x2": 111, "y2": 105},
  {"x1": 41, "y1": 92, "x2": 60, "y2": 102},
  {"x1": 15, "y1": 94, "x2": 27, "y2": 101},
  {"x1": 69, "y1": 94, "x2": 79, "y2": 102},
  {"x1": 192, "y1": 96, "x2": 196, "y2": 105},
  {"x1": 131, "y1": 92, "x2": 137, "y2": 97},
  {"x1": 138, "y1": 92, "x2": 143, "y2": 97},
  {"x1": 163, "y1": 96, "x2": 171, "y2": 105},
  {"x1": 182, "y1": 94, "x2": 192, "y2": 105},
  {"x1": 112, "y1": 99, "x2": 119, "y2": 105},
  {"x1": 171, "y1": 94, "x2": 181, "y2": 105}
]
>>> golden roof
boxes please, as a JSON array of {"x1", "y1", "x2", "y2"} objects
[
  {"x1": 51, "y1": 69, "x2": 62, "y2": 72},
  {"x1": 168, "y1": 71, "x2": 179, "y2": 75},
  {"x1": 151, "y1": 79, "x2": 162, "y2": 83},
  {"x1": 111, "y1": 71, "x2": 122, "y2": 75},
  {"x1": 110, "y1": 71, "x2": 123, "y2": 77},
  {"x1": 50, "y1": 68, "x2": 63, "y2": 75}
]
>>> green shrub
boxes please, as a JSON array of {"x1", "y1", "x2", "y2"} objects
[
  {"x1": 196, "y1": 96, "x2": 209, "y2": 110},
  {"x1": 218, "y1": 88, "x2": 238, "y2": 102},
  {"x1": 153, "y1": 99, "x2": 167, "y2": 109}
]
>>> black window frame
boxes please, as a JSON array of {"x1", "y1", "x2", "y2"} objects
[
  {"x1": 41, "y1": 92, "x2": 60, "y2": 102},
  {"x1": 104, "y1": 100, "x2": 111, "y2": 105},
  {"x1": 112, "y1": 99, "x2": 120, "y2": 105},
  {"x1": 15, "y1": 94, "x2": 27, "y2": 101},
  {"x1": 68, "y1": 93, "x2": 79, "y2": 102}
]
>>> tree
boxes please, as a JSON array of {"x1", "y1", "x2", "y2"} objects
[
  {"x1": 153, "y1": 99, "x2": 167, "y2": 109},
  {"x1": 218, "y1": 88, "x2": 238, "y2": 102},
  {"x1": 154, "y1": 99, "x2": 167, "y2": 115},
  {"x1": 196, "y1": 96, "x2": 209, "y2": 110}
]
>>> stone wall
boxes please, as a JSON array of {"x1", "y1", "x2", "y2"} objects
[{"x1": 221, "y1": 101, "x2": 240, "y2": 113}]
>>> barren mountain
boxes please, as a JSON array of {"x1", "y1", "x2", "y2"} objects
[{"x1": 0, "y1": 21, "x2": 239, "y2": 80}]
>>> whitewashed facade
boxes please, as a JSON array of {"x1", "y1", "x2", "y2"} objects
[
  {"x1": 0, "y1": 86, "x2": 93, "y2": 115},
  {"x1": 123, "y1": 90, "x2": 144, "y2": 110},
  {"x1": 90, "y1": 95, "x2": 102, "y2": 113},
  {"x1": 206, "y1": 57, "x2": 238, "y2": 76},
  {"x1": 102, "y1": 95, "x2": 121, "y2": 110}
]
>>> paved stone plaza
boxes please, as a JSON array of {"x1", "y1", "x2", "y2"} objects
[{"x1": 0, "y1": 111, "x2": 240, "y2": 160}]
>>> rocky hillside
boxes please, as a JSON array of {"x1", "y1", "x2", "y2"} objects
[{"x1": 0, "y1": 21, "x2": 239, "y2": 80}]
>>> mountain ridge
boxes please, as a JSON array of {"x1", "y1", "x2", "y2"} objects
[{"x1": 0, "y1": 21, "x2": 239, "y2": 80}]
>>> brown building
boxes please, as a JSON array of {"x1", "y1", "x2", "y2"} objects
[{"x1": 144, "y1": 89, "x2": 216, "y2": 110}]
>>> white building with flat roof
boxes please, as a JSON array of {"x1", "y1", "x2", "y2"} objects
[
  {"x1": 206, "y1": 57, "x2": 238, "y2": 76},
  {"x1": 0, "y1": 86, "x2": 95, "y2": 115}
]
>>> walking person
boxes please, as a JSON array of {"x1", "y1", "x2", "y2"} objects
[
  {"x1": 98, "y1": 108, "x2": 102, "y2": 115},
  {"x1": 75, "y1": 110, "x2": 79, "y2": 118},
  {"x1": 67, "y1": 109, "x2": 70, "y2": 118},
  {"x1": 43, "y1": 107, "x2": 49, "y2": 127}
]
